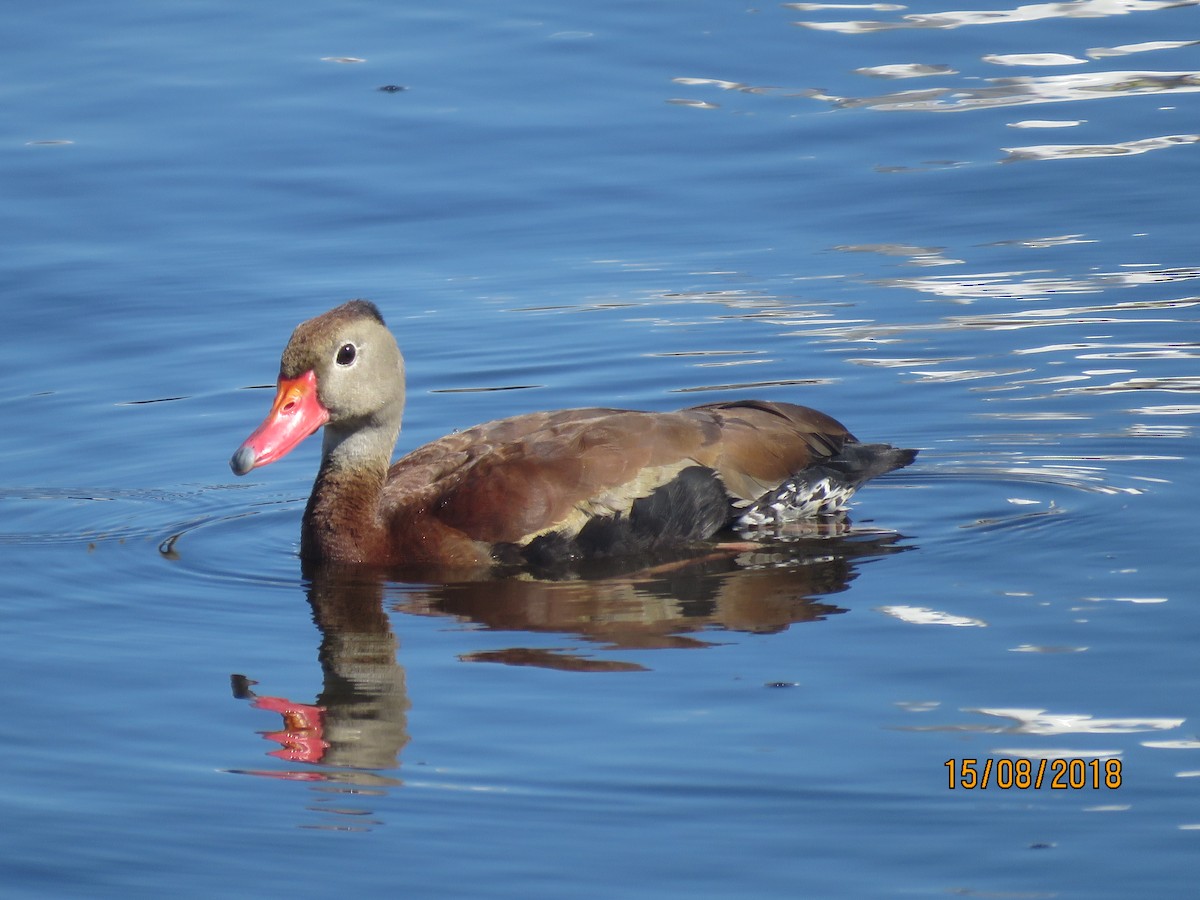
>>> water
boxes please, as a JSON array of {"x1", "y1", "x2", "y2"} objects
[{"x1": 3, "y1": 0, "x2": 1199, "y2": 896}]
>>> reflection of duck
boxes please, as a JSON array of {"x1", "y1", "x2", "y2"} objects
[
  {"x1": 232, "y1": 570, "x2": 410, "y2": 781},
  {"x1": 229, "y1": 529, "x2": 907, "y2": 794},
  {"x1": 399, "y1": 531, "x2": 907, "y2": 668},
  {"x1": 231, "y1": 300, "x2": 916, "y2": 570}
]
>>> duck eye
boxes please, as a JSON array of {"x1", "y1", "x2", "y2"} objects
[{"x1": 336, "y1": 343, "x2": 357, "y2": 366}]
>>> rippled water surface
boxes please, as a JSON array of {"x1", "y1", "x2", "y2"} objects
[{"x1": 4, "y1": 1, "x2": 1199, "y2": 897}]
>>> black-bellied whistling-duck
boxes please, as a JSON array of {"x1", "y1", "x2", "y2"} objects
[{"x1": 231, "y1": 300, "x2": 917, "y2": 569}]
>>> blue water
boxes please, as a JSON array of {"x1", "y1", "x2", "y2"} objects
[{"x1": 3, "y1": 0, "x2": 1200, "y2": 896}]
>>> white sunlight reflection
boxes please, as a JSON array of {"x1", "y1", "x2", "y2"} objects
[
  {"x1": 972, "y1": 708, "x2": 1184, "y2": 734},
  {"x1": 793, "y1": 0, "x2": 1197, "y2": 33},
  {"x1": 817, "y1": 71, "x2": 1200, "y2": 114},
  {"x1": 877, "y1": 605, "x2": 988, "y2": 626}
]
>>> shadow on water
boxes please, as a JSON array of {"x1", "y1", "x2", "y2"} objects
[{"x1": 226, "y1": 529, "x2": 909, "y2": 825}]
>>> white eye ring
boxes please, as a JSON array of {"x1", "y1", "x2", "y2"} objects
[{"x1": 335, "y1": 342, "x2": 357, "y2": 367}]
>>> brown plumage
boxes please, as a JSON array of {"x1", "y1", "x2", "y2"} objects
[{"x1": 231, "y1": 300, "x2": 917, "y2": 570}]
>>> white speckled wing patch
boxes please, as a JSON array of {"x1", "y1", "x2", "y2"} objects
[{"x1": 736, "y1": 477, "x2": 856, "y2": 527}]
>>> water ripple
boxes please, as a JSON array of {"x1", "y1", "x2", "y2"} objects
[
  {"x1": 792, "y1": 0, "x2": 1197, "y2": 33},
  {"x1": 911, "y1": 458, "x2": 1153, "y2": 497},
  {"x1": 0, "y1": 484, "x2": 306, "y2": 587},
  {"x1": 1003, "y1": 133, "x2": 1200, "y2": 162},
  {"x1": 914, "y1": 707, "x2": 1185, "y2": 735},
  {"x1": 0, "y1": 486, "x2": 218, "y2": 547},
  {"x1": 823, "y1": 71, "x2": 1200, "y2": 113}
]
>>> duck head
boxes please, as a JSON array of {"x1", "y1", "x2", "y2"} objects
[{"x1": 231, "y1": 300, "x2": 406, "y2": 476}]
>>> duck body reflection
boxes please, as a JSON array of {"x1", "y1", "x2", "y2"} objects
[{"x1": 232, "y1": 529, "x2": 910, "y2": 795}]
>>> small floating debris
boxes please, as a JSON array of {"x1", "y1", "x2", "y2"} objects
[{"x1": 321, "y1": 56, "x2": 366, "y2": 64}]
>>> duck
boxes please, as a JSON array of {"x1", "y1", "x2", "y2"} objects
[{"x1": 231, "y1": 300, "x2": 917, "y2": 569}]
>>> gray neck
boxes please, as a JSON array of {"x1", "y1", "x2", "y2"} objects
[
  {"x1": 320, "y1": 418, "x2": 399, "y2": 477},
  {"x1": 319, "y1": 393, "x2": 405, "y2": 477}
]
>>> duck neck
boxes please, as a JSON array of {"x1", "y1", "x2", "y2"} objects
[{"x1": 300, "y1": 415, "x2": 400, "y2": 564}]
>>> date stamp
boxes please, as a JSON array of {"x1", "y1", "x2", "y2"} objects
[{"x1": 946, "y1": 757, "x2": 1122, "y2": 790}]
